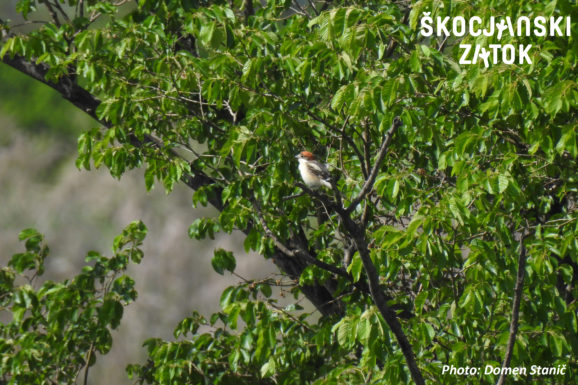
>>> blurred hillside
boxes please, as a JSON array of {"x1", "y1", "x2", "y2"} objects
[{"x1": 0, "y1": 63, "x2": 279, "y2": 384}]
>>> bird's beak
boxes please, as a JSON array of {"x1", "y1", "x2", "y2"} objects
[{"x1": 295, "y1": 154, "x2": 300, "y2": 159}]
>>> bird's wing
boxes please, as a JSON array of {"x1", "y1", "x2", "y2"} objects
[{"x1": 307, "y1": 161, "x2": 331, "y2": 180}]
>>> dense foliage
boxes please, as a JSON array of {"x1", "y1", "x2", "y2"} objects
[
  {"x1": 0, "y1": 222, "x2": 146, "y2": 384},
  {"x1": 1, "y1": 0, "x2": 576, "y2": 384}
]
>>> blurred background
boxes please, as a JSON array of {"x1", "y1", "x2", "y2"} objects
[{"x1": 0, "y1": 36, "x2": 280, "y2": 385}]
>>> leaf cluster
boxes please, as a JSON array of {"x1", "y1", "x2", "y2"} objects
[{"x1": 0, "y1": 221, "x2": 147, "y2": 384}]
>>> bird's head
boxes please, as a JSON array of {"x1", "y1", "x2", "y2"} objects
[{"x1": 295, "y1": 150, "x2": 316, "y2": 161}]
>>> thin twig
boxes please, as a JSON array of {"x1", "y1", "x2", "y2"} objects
[
  {"x1": 83, "y1": 342, "x2": 95, "y2": 385},
  {"x1": 266, "y1": 299, "x2": 312, "y2": 331},
  {"x1": 283, "y1": 192, "x2": 306, "y2": 200},
  {"x1": 347, "y1": 117, "x2": 401, "y2": 214},
  {"x1": 339, "y1": 116, "x2": 354, "y2": 179},
  {"x1": 308, "y1": 111, "x2": 367, "y2": 178},
  {"x1": 438, "y1": 35, "x2": 450, "y2": 52}
]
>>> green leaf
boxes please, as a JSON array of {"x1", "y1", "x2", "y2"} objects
[
  {"x1": 258, "y1": 283, "x2": 272, "y2": 298},
  {"x1": 261, "y1": 357, "x2": 276, "y2": 378},
  {"x1": 211, "y1": 248, "x2": 236, "y2": 275},
  {"x1": 357, "y1": 317, "x2": 371, "y2": 344},
  {"x1": 448, "y1": 197, "x2": 464, "y2": 226},
  {"x1": 99, "y1": 299, "x2": 124, "y2": 329},
  {"x1": 331, "y1": 84, "x2": 355, "y2": 111},
  {"x1": 346, "y1": 252, "x2": 362, "y2": 282},
  {"x1": 220, "y1": 286, "x2": 236, "y2": 308},
  {"x1": 497, "y1": 174, "x2": 509, "y2": 194},
  {"x1": 18, "y1": 228, "x2": 40, "y2": 241},
  {"x1": 333, "y1": 317, "x2": 357, "y2": 349},
  {"x1": 556, "y1": 126, "x2": 577, "y2": 156},
  {"x1": 410, "y1": 50, "x2": 421, "y2": 72}
]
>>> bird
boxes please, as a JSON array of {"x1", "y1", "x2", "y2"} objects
[{"x1": 295, "y1": 150, "x2": 332, "y2": 189}]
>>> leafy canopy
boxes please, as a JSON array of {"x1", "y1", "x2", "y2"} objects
[
  {"x1": 0, "y1": 0, "x2": 576, "y2": 384},
  {"x1": 0, "y1": 222, "x2": 147, "y2": 384}
]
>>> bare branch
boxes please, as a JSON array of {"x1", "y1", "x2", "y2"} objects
[
  {"x1": 244, "y1": 0, "x2": 254, "y2": 22},
  {"x1": 496, "y1": 226, "x2": 530, "y2": 385},
  {"x1": 50, "y1": 0, "x2": 71, "y2": 23},
  {"x1": 362, "y1": 123, "x2": 371, "y2": 181},
  {"x1": 44, "y1": 1, "x2": 62, "y2": 27},
  {"x1": 384, "y1": 8, "x2": 410, "y2": 58},
  {"x1": 2, "y1": 54, "x2": 101, "y2": 121},
  {"x1": 347, "y1": 117, "x2": 401, "y2": 214}
]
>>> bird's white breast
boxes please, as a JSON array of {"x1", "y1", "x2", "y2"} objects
[{"x1": 298, "y1": 159, "x2": 322, "y2": 187}]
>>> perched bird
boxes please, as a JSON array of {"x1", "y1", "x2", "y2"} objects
[{"x1": 295, "y1": 150, "x2": 332, "y2": 189}]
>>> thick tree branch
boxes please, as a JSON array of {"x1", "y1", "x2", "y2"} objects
[
  {"x1": 0, "y1": 54, "x2": 224, "y2": 214},
  {"x1": 299, "y1": 114, "x2": 423, "y2": 382},
  {"x1": 275, "y1": 186, "x2": 413, "y2": 319},
  {"x1": 339, "y1": 213, "x2": 425, "y2": 385},
  {"x1": 2, "y1": 55, "x2": 101, "y2": 123},
  {"x1": 301, "y1": 174, "x2": 422, "y2": 381},
  {"x1": 347, "y1": 117, "x2": 401, "y2": 214},
  {"x1": 496, "y1": 226, "x2": 530, "y2": 385}
]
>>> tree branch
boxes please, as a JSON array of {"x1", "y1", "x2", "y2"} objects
[
  {"x1": 2, "y1": 55, "x2": 101, "y2": 122},
  {"x1": 244, "y1": 0, "x2": 254, "y2": 23},
  {"x1": 44, "y1": 1, "x2": 62, "y2": 27},
  {"x1": 384, "y1": 8, "x2": 410, "y2": 58},
  {"x1": 253, "y1": 199, "x2": 350, "y2": 280},
  {"x1": 347, "y1": 117, "x2": 401, "y2": 214},
  {"x1": 82, "y1": 342, "x2": 94, "y2": 385},
  {"x1": 339, "y1": 212, "x2": 425, "y2": 385},
  {"x1": 496, "y1": 226, "x2": 530, "y2": 385},
  {"x1": 299, "y1": 133, "x2": 424, "y2": 382},
  {"x1": 320, "y1": 0, "x2": 333, "y2": 12}
]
